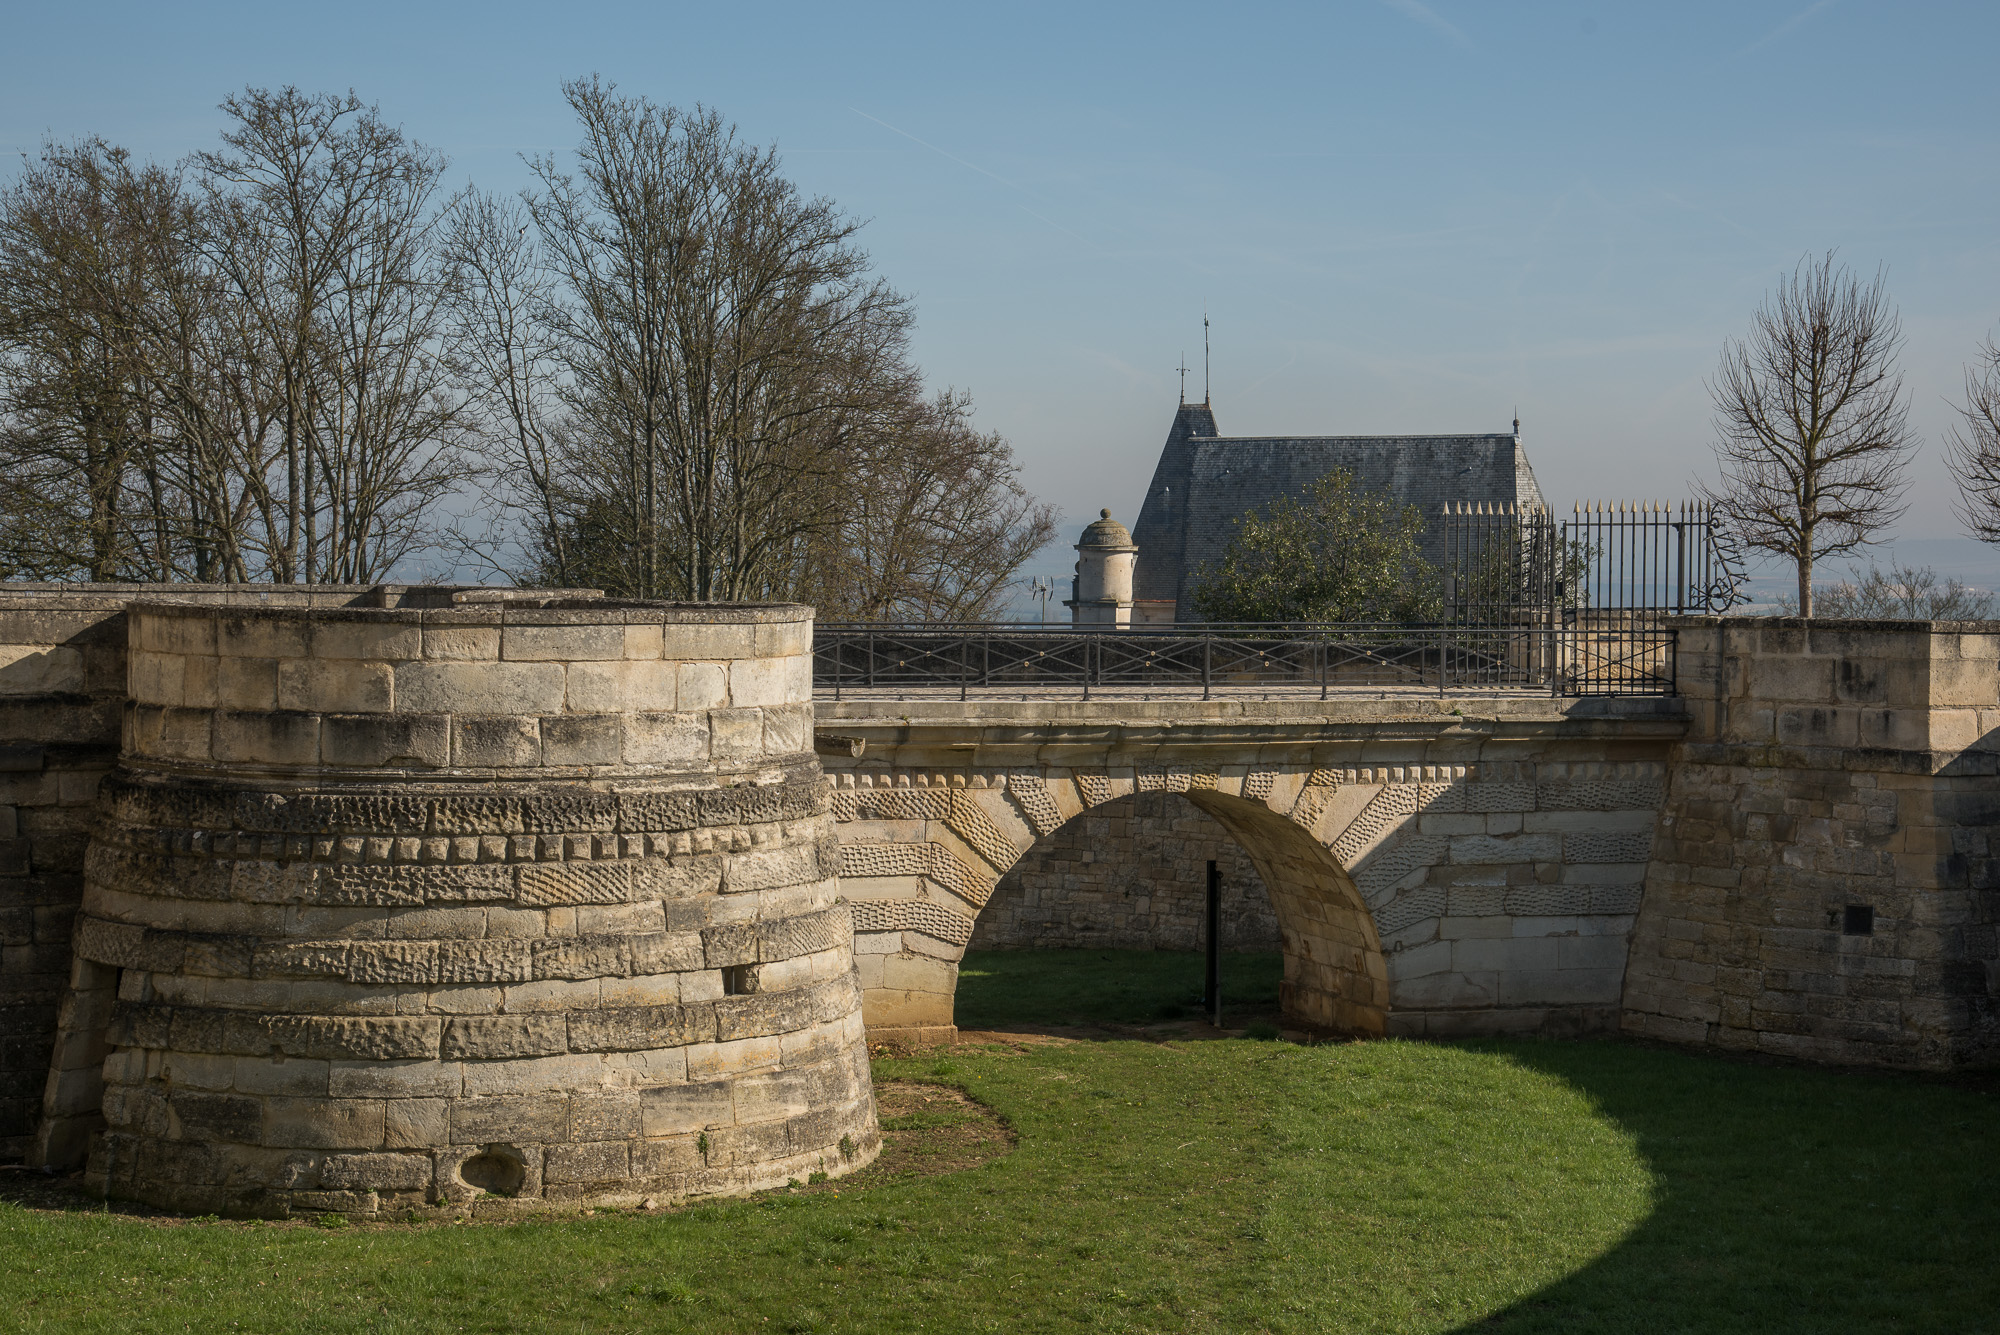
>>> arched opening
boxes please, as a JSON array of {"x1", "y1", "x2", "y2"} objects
[
  {"x1": 1183, "y1": 790, "x2": 1389, "y2": 1036},
  {"x1": 949, "y1": 788, "x2": 1387, "y2": 1038}
]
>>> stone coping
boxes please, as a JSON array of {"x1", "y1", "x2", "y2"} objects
[
  {"x1": 817, "y1": 695, "x2": 1687, "y2": 726},
  {"x1": 1672, "y1": 614, "x2": 2000, "y2": 632},
  {"x1": 129, "y1": 598, "x2": 811, "y2": 626}
]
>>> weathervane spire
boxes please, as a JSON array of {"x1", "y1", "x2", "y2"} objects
[
  {"x1": 1203, "y1": 308, "x2": 1211, "y2": 406},
  {"x1": 1177, "y1": 352, "x2": 1190, "y2": 405}
]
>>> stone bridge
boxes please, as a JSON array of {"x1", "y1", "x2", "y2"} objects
[
  {"x1": 815, "y1": 696, "x2": 1685, "y2": 1042},
  {"x1": 0, "y1": 594, "x2": 1994, "y2": 1175},
  {"x1": 818, "y1": 613, "x2": 2000, "y2": 1070}
]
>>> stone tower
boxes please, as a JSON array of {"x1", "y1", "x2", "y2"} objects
[
  {"x1": 40, "y1": 595, "x2": 878, "y2": 1217},
  {"x1": 1064, "y1": 510, "x2": 1139, "y2": 627}
]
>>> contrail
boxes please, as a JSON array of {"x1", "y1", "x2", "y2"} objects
[{"x1": 849, "y1": 107, "x2": 1096, "y2": 247}]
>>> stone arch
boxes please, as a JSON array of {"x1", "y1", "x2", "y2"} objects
[
  {"x1": 972, "y1": 791, "x2": 1278, "y2": 953},
  {"x1": 830, "y1": 765, "x2": 1419, "y2": 1038},
  {"x1": 1183, "y1": 790, "x2": 1386, "y2": 1034}
]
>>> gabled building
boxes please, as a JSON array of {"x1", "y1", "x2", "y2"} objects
[{"x1": 1128, "y1": 398, "x2": 1546, "y2": 623}]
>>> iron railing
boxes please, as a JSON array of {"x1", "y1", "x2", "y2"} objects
[
  {"x1": 1440, "y1": 499, "x2": 1744, "y2": 623},
  {"x1": 814, "y1": 622, "x2": 1675, "y2": 700}
]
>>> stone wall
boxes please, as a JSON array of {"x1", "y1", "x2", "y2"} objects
[
  {"x1": 969, "y1": 792, "x2": 1279, "y2": 952},
  {"x1": 0, "y1": 584, "x2": 431, "y2": 1161},
  {"x1": 13, "y1": 587, "x2": 878, "y2": 1216},
  {"x1": 1623, "y1": 618, "x2": 2000, "y2": 1069}
]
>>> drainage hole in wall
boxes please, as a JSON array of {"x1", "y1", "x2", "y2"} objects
[
  {"x1": 459, "y1": 1146, "x2": 526, "y2": 1196},
  {"x1": 1843, "y1": 905, "x2": 1875, "y2": 936}
]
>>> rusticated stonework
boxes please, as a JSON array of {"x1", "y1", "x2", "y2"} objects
[{"x1": 38, "y1": 596, "x2": 877, "y2": 1217}]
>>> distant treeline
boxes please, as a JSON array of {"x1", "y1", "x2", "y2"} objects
[{"x1": 0, "y1": 78, "x2": 1055, "y2": 616}]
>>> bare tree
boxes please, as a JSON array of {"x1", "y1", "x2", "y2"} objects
[
  {"x1": 525, "y1": 78, "x2": 918, "y2": 600},
  {"x1": 1698, "y1": 253, "x2": 1916, "y2": 616},
  {"x1": 0, "y1": 83, "x2": 1056, "y2": 607},
  {"x1": 197, "y1": 87, "x2": 468, "y2": 583},
  {"x1": 1944, "y1": 337, "x2": 2000, "y2": 548},
  {"x1": 791, "y1": 388, "x2": 1057, "y2": 620},
  {"x1": 440, "y1": 188, "x2": 574, "y2": 582},
  {"x1": 0, "y1": 140, "x2": 208, "y2": 579}
]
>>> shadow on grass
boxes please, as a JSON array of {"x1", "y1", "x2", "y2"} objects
[
  {"x1": 1453, "y1": 1039, "x2": 2000, "y2": 1334},
  {"x1": 953, "y1": 947, "x2": 1282, "y2": 1030}
]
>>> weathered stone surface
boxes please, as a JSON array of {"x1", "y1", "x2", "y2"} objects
[{"x1": 22, "y1": 593, "x2": 873, "y2": 1218}]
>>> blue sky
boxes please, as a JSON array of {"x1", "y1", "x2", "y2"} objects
[{"x1": 6, "y1": 0, "x2": 1999, "y2": 594}]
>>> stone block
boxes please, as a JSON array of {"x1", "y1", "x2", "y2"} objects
[
  {"x1": 129, "y1": 651, "x2": 185, "y2": 706},
  {"x1": 423, "y1": 626, "x2": 500, "y2": 661},
  {"x1": 662, "y1": 623, "x2": 758, "y2": 660},
  {"x1": 383, "y1": 1099, "x2": 448, "y2": 1150},
  {"x1": 623, "y1": 712, "x2": 709, "y2": 764},
  {"x1": 1497, "y1": 967, "x2": 1624, "y2": 1007},
  {"x1": 677, "y1": 662, "x2": 729, "y2": 710},
  {"x1": 320, "y1": 1151, "x2": 432, "y2": 1191},
  {"x1": 278, "y1": 660, "x2": 394, "y2": 714},
  {"x1": 708, "y1": 708, "x2": 765, "y2": 762},
  {"x1": 217, "y1": 614, "x2": 310, "y2": 660},
  {"x1": 327, "y1": 1059, "x2": 463, "y2": 1099},
  {"x1": 395, "y1": 661, "x2": 566, "y2": 715},
  {"x1": 1451, "y1": 936, "x2": 1558, "y2": 972},
  {"x1": 504, "y1": 624, "x2": 625, "y2": 662},
  {"x1": 1449, "y1": 833, "x2": 1560, "y2": 864},
  {"x1": 263, "y1": 1097, "x2": 385, "y2": 1149},
  {"x1": 459, "y1": 1053, "x2": 608, "y2": 1097},
  {"x1": 216, "y1": 657, "x2": 279, "y2": 711},
  {"x1": 544, "y1": 1140, "x2": 630, "y2": 1185},
  {"x1": 1388, "y1": 969, "x2": 1498, "y2": 1009},
  {"x1": 450, "y1": 1095, "x2": 570, "y2": 1144},
  {"x1": 147, "y1": 612, "x2": 218, "y2": 656},
  {"x1": 212, "y1": 710, "x2": 319, "y2": 767},
  {"x1": 312, "y1": 620, "x2": 423, "y2": 662},
  {"x1": 540, "y1": 715, "x2": 622, "y2": 767},
  {"x1": 763, "y1": 703, "x2": 814, "y2": 756},
  {"x1": 452, "y1": 716, "x2": 541, "y2": 768},
  {"x1": 567, "y1": 660, "x2": 677, "y2": 713},
  {"x1": 640, "y1": 1079, "x2": 733, "y2": 1134},
  {"x1": 730, "y1": 656, "x2": 803, "y2": 708},
  {"x1": 321, "y1": 714, "x2": 449, "y2": 768}
]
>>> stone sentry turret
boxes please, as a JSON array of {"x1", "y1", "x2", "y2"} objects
[
  {"x1": 39, "y1": 595, "x2": 878, "y2": 1217},
  {"x1": 1064, "y1": 509, "x2": 1139, "y2": 627}
]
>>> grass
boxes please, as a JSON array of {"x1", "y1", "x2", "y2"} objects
[
  {"x1": 955, "y1": 947, "x2": 1283, "y2": 1028},
  {"x1": 0, "y1": 949, "x2": 1995, "y2": 1332}
]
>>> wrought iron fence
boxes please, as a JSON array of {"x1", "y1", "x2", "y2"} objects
[
  {"x1": 814, "y1": 622, "x2": 1675, "y2": 699},
  {"x1": 1440, "y1": 499, "x2": 1743, "y2": 623}
]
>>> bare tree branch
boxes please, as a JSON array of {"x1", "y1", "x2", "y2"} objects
[{"x1": 1696, "y1": 252, "x2": 1916, "y2": 616}]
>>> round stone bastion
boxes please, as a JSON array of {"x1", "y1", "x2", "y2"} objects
[{"x1": 70, "y1": 597, "x2": 878, "y2": 1217}]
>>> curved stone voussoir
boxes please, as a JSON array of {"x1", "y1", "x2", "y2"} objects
[{"x1": 62, "y1": 598, "x2": 875, "y2": 1218}]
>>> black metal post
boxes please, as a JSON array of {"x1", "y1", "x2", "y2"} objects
[{"x1": 1205, "y1": 860, "x2": 1221, "y2": 1029}]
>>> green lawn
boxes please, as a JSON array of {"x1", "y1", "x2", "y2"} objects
[
  {"x1": 955, "y1": 947, "x2": 1283, "y2": 1028},
  {"x1": 3, "y1": 950, "x2": 1996, "y2": 1333}
]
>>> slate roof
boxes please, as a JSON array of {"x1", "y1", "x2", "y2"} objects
[{"x1": 1129, "y1": 401, "x2": 1546, "y2": 616}]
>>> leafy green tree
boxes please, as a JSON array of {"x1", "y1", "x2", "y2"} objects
[{"x1": 1190, "y1": 468, "x2": 1441, "y2": 623}]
